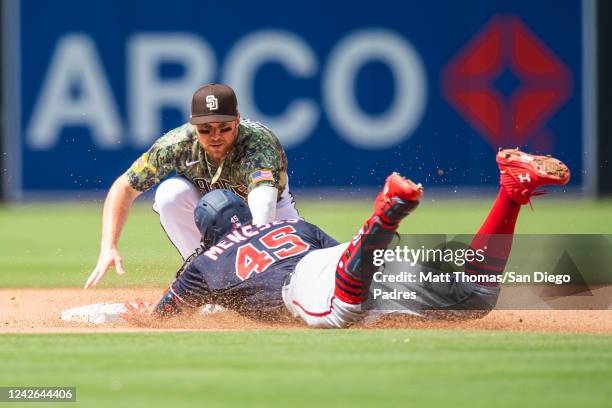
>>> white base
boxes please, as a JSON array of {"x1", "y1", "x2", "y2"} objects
[
  {"x1": 61, "y1": 302, "x2": 227, "y2": 324},
  {"x1": 61, "y1": 303, "x2": 128, "y2": 324}
]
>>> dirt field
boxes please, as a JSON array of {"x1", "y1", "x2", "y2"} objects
[{"x1": 2, "y1": 288, "x2": 611, "y2": 334}]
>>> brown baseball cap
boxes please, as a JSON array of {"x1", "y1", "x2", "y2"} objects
[{"x1": 189, "y1": 83, "x2": 238, "y2": 124}]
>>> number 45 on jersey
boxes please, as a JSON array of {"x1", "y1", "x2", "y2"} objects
[{"x1": 235, "y1": 226, "x2": 310, "y2": 280}]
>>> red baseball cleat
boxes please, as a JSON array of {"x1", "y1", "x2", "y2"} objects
[
  {"x1": 373, "y1": 172, "x2": 423, "y2": 224},
  {"x1": 497, "y1": 148, "x2": 570, "y2": 205}
]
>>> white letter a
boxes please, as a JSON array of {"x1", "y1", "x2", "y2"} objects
[{"x1": 27, "y1": 34, "x2": 122, "y2": 150}]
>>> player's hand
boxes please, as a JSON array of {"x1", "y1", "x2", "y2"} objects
[
  {"x1": 85, "y1": 247, "x2": 125, "y2": 288},
  {"x1": 119, "y1": 299, "x2": 154, "y2": 326}
]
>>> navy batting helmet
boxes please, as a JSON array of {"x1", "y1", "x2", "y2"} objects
[{"x1": 194, "y1": 189, "x2": 252, "y2": 248}]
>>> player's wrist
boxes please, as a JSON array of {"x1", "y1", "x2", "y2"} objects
[{"x1": 100, "y1": 243, "x2": 119, "y2": 253}]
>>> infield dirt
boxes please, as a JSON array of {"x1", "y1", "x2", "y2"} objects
[{"x1": 1, "y1": 288, "x2": 611, "y2": 334}]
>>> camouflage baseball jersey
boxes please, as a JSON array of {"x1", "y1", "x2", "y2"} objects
[{"x1": 125, "y1": 119, "x2": 288, "y2": 201}]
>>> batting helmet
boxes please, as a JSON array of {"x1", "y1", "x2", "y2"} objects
[{"x1": 194, "y1": 189, "x2": 252, "y2": 248}]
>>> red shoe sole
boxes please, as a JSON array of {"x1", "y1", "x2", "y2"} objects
[
  {"x1": 383, "y1": 173, "x2": 423, "y2": 202},
  {"x1": 496, "y1": 149, "x2": 570, "y2": 186}
]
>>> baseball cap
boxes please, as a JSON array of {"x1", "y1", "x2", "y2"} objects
[{"x1": 189, "y1": 83, "x2": 238, "y2": 124}]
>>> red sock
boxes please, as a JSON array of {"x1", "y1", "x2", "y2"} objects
[
  {"x1": 465, "y1": 188, "x2": 521, "y2": 286},
  {"x1": 476, "y1": 187, "x2": 521, "y2": 235}
]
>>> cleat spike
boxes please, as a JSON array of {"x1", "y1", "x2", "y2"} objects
[{"x1": 496, "y1": 148, "x2": 570, "y2": 205}]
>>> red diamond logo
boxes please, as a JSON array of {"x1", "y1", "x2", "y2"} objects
[{"x1": 442, "y1": 15, "x2": 572, "y2": 148}]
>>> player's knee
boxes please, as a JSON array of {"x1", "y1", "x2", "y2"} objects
[
  {"x1": 305, "y1": 316, "x2": 347, "y2": 329},
  {"x1": 155, "y1": 178, "x2": 199, "y2": 214},
  {"x1": 306, "y1": 301, "x2": 365, "y2": 329},
  {"x1": 298, "y1": 309, "x2": 355, "y2": 329}
]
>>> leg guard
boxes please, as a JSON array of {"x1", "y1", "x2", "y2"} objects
[{"x1": 335, "y1": 199, "x2": 419, "y2": 304}]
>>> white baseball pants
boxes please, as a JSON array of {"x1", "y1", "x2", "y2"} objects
[
  {"x1": 153, "y1": 176, "x2": 300, "y2": 259},
  {"x1": 282, "y1": 243, "x2": 367, "y2": 329}
]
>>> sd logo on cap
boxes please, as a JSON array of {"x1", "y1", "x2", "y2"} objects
[{"x1": 189, "y1": 83, "x2": 238, "y2": 124}]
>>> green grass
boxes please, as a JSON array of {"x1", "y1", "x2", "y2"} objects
[
  {"x1": 2, "y1": 330, "x2": 611, "y2": 408},
  {"x1": 1, "y1": 198, "x2": 611, "y2": 288}
]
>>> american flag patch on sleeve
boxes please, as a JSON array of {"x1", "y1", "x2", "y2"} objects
[{"x1": 250, "y1": 169, "x2": 274, "y2": 184}]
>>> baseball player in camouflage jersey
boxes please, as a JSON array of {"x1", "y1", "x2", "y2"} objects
[{"x1": 85, "y1": 83, "x2": 299, "y2": 288}]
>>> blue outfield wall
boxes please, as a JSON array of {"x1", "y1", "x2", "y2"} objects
[{"x1": 5, "y1": 0, "x2": 587, "y2": 195}]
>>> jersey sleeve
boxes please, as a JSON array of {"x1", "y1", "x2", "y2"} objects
[
  {"x1": 238, "y1": 127, "x2": 285, "y2": 192},
  {"x1": 170, "y1": 261, "x2": 211, "y2": 308},
  {"x1": 125, "y1": 125, "x2": 191, "y2": 192}
]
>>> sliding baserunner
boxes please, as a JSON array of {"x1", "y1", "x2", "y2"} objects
[{"x1": 124, "y1": 149, "x2": 570, "y2": 328}]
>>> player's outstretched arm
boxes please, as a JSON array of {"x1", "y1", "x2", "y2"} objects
[
  {"x1": 151, "y1": 287, "x2": 197, "y2": 318},
  {"x1": 85, "y1": 174, "x2": 142, "y2": 288},
  {"x1": 119, "y1": 287, "x2": 197, "y2": 326}
]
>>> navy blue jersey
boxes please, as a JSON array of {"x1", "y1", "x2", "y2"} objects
[{"x1": 171, "y1": 219, "x2": 339, "y2": 319}]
